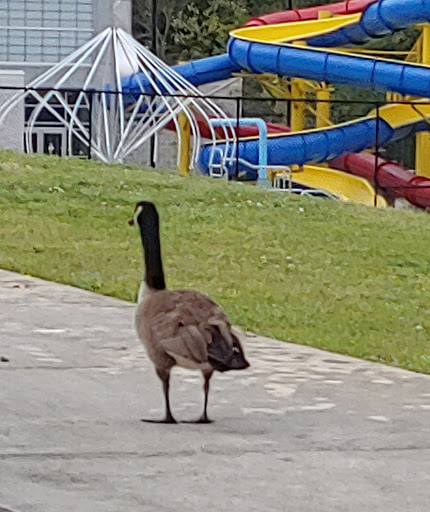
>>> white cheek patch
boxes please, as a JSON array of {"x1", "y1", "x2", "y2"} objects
[{"x1": 134, "y1": 205, "x2": 143, "y2": 225}]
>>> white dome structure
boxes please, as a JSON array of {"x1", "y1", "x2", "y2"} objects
[{"x1": 0, "y1": 27, "x2": 236, "y2": 167}]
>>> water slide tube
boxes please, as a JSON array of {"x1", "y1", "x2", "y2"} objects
[
  {"x1": 332, "y1": 153, "x2": 430, "y2": 208},
  {"x1": 164, "y1": 114, "x2": 290, "y2": 139}
]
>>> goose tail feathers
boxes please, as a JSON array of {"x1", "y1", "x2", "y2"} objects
[{"x1": 207, "y1": 326, "x2": 250, "y2": 372}]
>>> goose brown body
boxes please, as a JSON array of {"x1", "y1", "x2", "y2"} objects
[
  {"x1": 137, "y1": 287, "x2": 246, "y2": 372},
  {"x1": 130, "y1": 201, "x2": 249, "y2": 424}
]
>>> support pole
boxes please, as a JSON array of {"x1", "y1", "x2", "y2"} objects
[
  {"x1": 178, "y1": 111, "x2": 191, "y2": 175},
  {"x1": 149, "y1": 0, "x2": 158, "y2": 168},
  {"x1": 290, "y1": 78, "x2": 306, "y2": 132},
  {"x1": 416, "y1": 24, "x2": 430, "y2": 178},
  {"x1": 316, "y1": 82, "x2": 332, "y2": 128},
  {"x1": 314, "y1": 13, "x2": 332, "y2": 130}
]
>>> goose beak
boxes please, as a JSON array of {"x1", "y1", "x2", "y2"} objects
[{"x1": 128, "y1": 218, "x2": 135, "y2": 226}]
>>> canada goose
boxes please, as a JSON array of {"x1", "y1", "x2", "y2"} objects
[{"x1": 129, "y1": 201, "x2": 250, "y2": 424}]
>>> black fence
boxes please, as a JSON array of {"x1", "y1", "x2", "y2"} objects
[{"x1": 0, "y1": 84, "x2": 429, "y2": 209}]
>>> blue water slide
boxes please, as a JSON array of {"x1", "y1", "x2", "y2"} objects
[
  {"x1": 198, "y1": 117, "x2": 429, "y2": 179},
  {"x1": 121, "y1": 53, "x2": 239, "y2": 94},
  {"x1": 199, "y1": 118, "x2": 391, "y2": 179},
  {"x1": 309, "y1": 0, "x2": 430, "y2": 47},
  {"x1": 122, "y1": 1, "x2": 430, "y2": 97},
  {"x1": 227, "y1": 38, "x2": 430, "y2": 98}
]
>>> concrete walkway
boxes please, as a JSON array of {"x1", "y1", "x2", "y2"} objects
[{"x1": 1, "y1": 269, "x2": 430, "y2": 512}]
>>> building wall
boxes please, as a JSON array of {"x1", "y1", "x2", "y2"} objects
[
  {"x1": 96, "y1": 0, "x2": 132, "y2": 33},
  {"x1": 0, "y1": 0, "x2": 132, "y2": 83},
  {"x1": 0, "y1": 70, "x2": 25, "y2": 151}
]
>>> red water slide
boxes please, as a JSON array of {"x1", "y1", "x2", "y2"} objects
[
  {"x1": 332, "y1": 153, "x2": 430, "y2": 209},
  {"x1": 245, "y1": 0, "x2": 378, "y2": 26},
  {"x1": 165, "y1": 115, "x2": 290, "y2": 139}
]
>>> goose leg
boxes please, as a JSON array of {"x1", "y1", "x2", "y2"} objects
[
  {"x1": 182, "y1": 370, "x2": 213, "y2": 424},
  {"x1": 141, "y1": 368, "x2": 177, "y2": 424},
  {"x1": 198, "y1": 370, "x2": 214, "y2": 424}
]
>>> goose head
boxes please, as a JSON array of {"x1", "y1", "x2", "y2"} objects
[{"x1": 128, "y1": 201, "x2": 158, "y2": 227}]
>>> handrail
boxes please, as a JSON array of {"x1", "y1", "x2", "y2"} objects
[{"x1": 209, "y1": 118, "x2": 268, "y2": 181}]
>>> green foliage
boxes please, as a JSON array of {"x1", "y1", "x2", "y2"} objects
[
  {"x1": 2, "y1": 151, "x2": 430, "y2": 374},
  {"x1": 331, "y1": 86, "x2": 384, "y2": 125},
  {"x1": 246, "y1": 0, "x2": 284, "y2": 15},
  {"x1": 363, "y1": 26, "x2": 420, "y2": 52},
  {"x1": 247, "y1": 0, "x2": 341, "y2": 12},
  {"x1": 132, "y1": 0, "x2": 352, "y2": 60},
  {"x1": 133, "y1": 0, "x2": 190, "y2": 62},
  {"x1": 169, "y1": 0, "x2": 249, "y2": 60}
]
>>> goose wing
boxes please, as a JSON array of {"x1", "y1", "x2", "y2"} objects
[{"x1": 141, "y1": 290, "x2": 241, "y2": 369}]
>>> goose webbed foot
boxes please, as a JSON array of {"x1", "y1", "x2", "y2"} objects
[
  {"x1": 145, "y1": 368, "x2": 177, "y2": 424},
  {"x1": 141, "y1": 415, "x2": 177, "y2": 424},
  {"x1": 180, "y1": 371, "x2": 214, "y2": 424},
  {"x1": 180, "y1": 414, "x2": 213, "y2": 424},
  {"x1": 196, "y1": 415, "x2": 213, "y2": 424}
]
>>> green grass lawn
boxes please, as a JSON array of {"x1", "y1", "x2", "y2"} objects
[{"x1": 1, "y1": 150, "x2": 430, "y2": 373}]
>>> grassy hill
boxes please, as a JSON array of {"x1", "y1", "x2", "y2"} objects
[{"x1": 1, "y1": 150, "x2": 430, "y2": 373}]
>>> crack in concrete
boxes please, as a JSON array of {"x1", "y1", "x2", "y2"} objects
[
  {"x1": 1, "y1": 444, "x2": 430, "y2": 461},
  {"x1": 0, "y1": 365, "x2": 113, "y2": 371},
  {"x1": 0, "y1": 450, "x2": 197, "y2": 460}
]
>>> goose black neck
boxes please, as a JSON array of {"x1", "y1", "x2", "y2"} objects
[{"x1": 138, "y1": 210, "x2": 166, "y2": 291}]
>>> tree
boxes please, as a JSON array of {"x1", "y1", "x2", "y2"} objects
[
  {"x1": 246, "y1": 0, "x2": 283, "y2": 15},
  {"x1": 132, "y1": 0, "x2": 420, "y2": 62},
  {"x1": 168, "y1": 0, "x2": 249, "y2": 61},
  {"x1": 133, "y1": 0, "x2": 189, "y2": 62}
]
